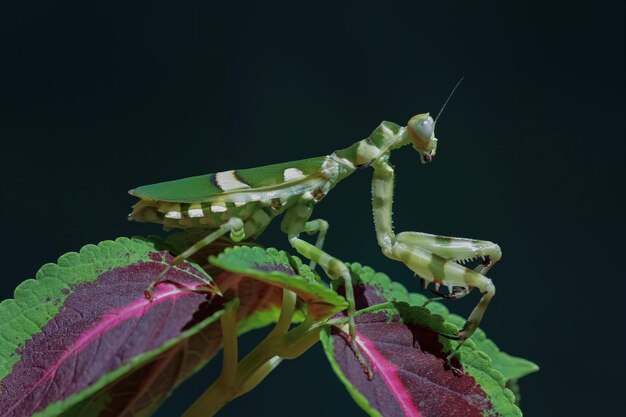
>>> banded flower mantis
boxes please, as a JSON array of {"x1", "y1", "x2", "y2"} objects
[{"x1": 128, "y1": 112, "x2": 502, "y2": 366}]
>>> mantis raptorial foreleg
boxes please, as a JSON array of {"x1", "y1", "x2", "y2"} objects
[
  {"x1": 390, "y1": 243, "x2": 496, "y2": 336},
  {"x1": 395, "y1": 231, "x2": 501, "y2": 305},
  {"x1": 394, "y1": 232, "x2": 502, "y2": 275},
  {"x1": 145, "y1": 217, "x2": 245, "y2": 299},
  {"x1": 371, "y1": 155, "x2": 500, "y2": 354}
]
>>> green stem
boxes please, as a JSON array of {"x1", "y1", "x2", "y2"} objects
[
  {"x1": 269, "y1": 289, "x2": 297, "y2": 336},
  {"x1": 219, "y1": 306, "x2": 238, "y2": 387},
  {"x1": 236, "y1": 355, "x2": 283, "y2": 398},
  {"x1": 183, "y1": 319, "x2": 326, "y2": 417},
  {"x1": 281, "y1": 323, "x2": 323, "y2": 360},
  {"x1": 183, "y1": 334, "x2": 279, "y2": 417}
]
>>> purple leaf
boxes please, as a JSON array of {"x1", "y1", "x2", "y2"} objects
[
  {"x1": 0, "y1": 240, "x2": 223, "y2": 417},
  {"x1": 1, "y1": 238, "x2": 336, "y2": 417},
  {"x1": 60, "y1": 320, "x2": 225, "y2": 417},
  {"x1": 323, "y1": 264, "x2": 521, "y2": 417},
  {"x1": 327, "y1": 310, "x2": 499, "y2": 417}
]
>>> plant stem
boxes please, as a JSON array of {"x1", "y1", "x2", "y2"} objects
[
  {"x1": 183, "y1": 318, "x2": 325, "y2": 417},
  {"x1": 270, "y1": 289, "x2": 297, "y2": 336},
  {"x1": 182, "y1": 333, "x2": 277, "y2": 417},
  {"x1": 236, "y1": 355, "x2": 283, "y2": 398},
  {"x1": 219, "y1": 306, "x2": 238, "y2": 387}
]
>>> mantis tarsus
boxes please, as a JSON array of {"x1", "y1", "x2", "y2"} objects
[{"x1": 129, "y1": 111, "x2": 502, "y2": 370}]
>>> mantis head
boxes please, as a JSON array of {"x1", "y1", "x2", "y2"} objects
[
  {"x1": 407, "y1": 113, "x2": 438, "y2": 164},
  {"x1": 406, "y1": 78, "x2": 463, "y2": 164}
]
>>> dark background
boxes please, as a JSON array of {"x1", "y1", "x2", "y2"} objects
[{"x1": 1, "y1": 1, "x2": 623, "y2": 416}]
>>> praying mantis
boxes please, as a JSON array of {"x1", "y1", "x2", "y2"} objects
[{"x1": 128, "y1": 108, "x2": 502, "y2": 365}]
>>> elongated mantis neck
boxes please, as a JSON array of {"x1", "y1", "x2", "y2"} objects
[{"x1": 333, "y1": 121, "x2": 409, "y2": 169}]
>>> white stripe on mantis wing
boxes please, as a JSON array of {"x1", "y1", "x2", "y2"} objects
[
  {"x1": 283, "y1": 168, "x2": 306, "y2": 182},
  {"x1": 208, "y1": 178, "x2": 329, "y2": 204},
  {"x1": 215, "y1": 170, "x2": 251, "y2": 191},
  {"x1": 190, "y1": 157, "x2": 341, "y2": 204}
]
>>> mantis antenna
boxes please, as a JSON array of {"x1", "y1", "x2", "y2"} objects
[{"x1": 434, "y1": 77, "x2": 465, "y2": 125}]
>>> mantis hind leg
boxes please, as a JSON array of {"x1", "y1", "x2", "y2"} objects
[{"x1": 145, "y1": 217, "x2": 245, "y2": 299}]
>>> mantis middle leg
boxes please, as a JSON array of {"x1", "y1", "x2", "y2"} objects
[
  {"x1": 302, "y1": 218, "x2": 329, "y2": 270},
  {"x1": 280, "y1": 199, "x2": 362, "y2": 360},
  {"x1": 371, "y1": 155, "x2": 501, "y2": 347},
  {"x1": 282, "y1": 200, "x2": 371, "y2": 377},
  {"x1": 270, "y1": 214, "x2": 331, "y2": 340}
]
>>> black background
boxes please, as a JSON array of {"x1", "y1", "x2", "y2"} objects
[{"x1": 1, "y1": 1, "x2": 623, "y2": 416}]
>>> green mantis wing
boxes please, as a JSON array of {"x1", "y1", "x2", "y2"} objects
[{"x1": 129, "y1": 156, "x2": 329, "y2": 203}]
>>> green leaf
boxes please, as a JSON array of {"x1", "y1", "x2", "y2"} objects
[
  {"x1": 210, "y1": 246, "x2": 348, "y2": 321},
  {"x1": 0, "y1": 238, "x2": 156, "y2": 382}
]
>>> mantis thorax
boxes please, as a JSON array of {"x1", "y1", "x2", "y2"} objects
[{"x1": 333, "y1": 113, "x2": 437, "y2": 169}]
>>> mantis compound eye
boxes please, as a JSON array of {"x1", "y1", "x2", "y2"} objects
[
  {"x1": 408, "y1": 114, "x2": 435, "y2": 149},
  {"x1": 407, "y1": 113, "x2": 437, "y2": 163},
  {"x1": 412, "y1": 117, "x2": 434, "y2": 142}
]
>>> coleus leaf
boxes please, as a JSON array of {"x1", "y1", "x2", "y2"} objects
[
  {"x1": 341, "y1": 263, "x2": 539, "y2": 382},
  {"x1": 0, "y1": 237, "x2": 230, "y2": 417},
  {"x1": 322, "y1": 303, "x2": 521, "y2": 417},
  {"x1": 211, "y1": 245, "x2": 348, "y2": 322},
  {"x1": 58, "y1": 241, "x2": 317, "y2": 417},
  {"x1": 322, "y1": 263, "x2": 528, "y2": 417},
  {"x1": 55, "y1": 299, "x2": 229, "y2": 417},
  {"x1": 150, "y1": 234, "x2": 296, "y2": 335},
  {"x1": 155, "y1": 233, "x2": 348, "y2": 328},
  {"x1": 0, "y1": 237, "x2": 349, "y2": 417}
]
